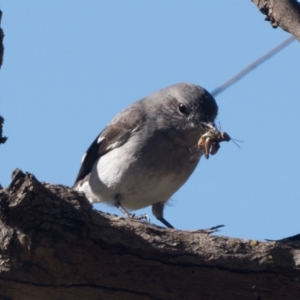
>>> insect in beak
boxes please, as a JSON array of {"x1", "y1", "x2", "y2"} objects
[
  {"x1": 198, "y1": 129, "x2": 231, "y2": 159},
  {"x1": 190, "y1": 123, "x2": 241, "y2": 161}
]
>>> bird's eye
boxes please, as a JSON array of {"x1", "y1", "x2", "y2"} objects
[{"x1": 178, "y1": 103, "x2": 188, "y2": 115}]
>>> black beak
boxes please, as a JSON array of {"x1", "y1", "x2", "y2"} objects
[{"x1": 199, "y1": 121, "x2": 216, "y2": 130}]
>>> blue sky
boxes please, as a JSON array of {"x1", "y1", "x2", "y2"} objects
[{"x1": 0, "y1": 1, "x2": 299, "y2": 240}]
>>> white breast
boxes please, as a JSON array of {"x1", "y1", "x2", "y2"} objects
[{"x1": 80, "y1": 132, "x2": 202, "y2": 210}]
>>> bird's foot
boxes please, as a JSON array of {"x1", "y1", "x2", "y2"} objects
[
  {"x1": 114, "y1": 195, "x2": 150, "y2": 223},
  {"x1": 190, "y1": 224, "x2": 225, "y2": 234},
  {"x1": 130, "y1": 213, "x2": 150, "y2": 223}
]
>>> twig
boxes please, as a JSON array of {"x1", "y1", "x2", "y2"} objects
[{"x1": 211, "y1": 36, "x2": 295, "y2": 97}]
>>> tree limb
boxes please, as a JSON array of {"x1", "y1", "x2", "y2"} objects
[
  {"x1": 0, "y1": 116, "x2": 7, "y2": 145},
  {"x1": 252, "y1": 0, "x2": 300, "y2": 42},
  {"x1": 0, "y1": 169, "x2": 299, "y2": 299},
  {"x1": 0, "y1": 11, "x2": 7, "y2": 146},
  {"x1": 0, "y1": 10, "x2": 4, "y2": 69}
]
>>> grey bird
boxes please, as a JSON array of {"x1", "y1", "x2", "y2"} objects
[{"x1": 73, "y1": 83, "x2": 218, "y2": 228}]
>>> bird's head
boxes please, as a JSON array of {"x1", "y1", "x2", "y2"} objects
[{"x1": 146, "y1": 83, "x2": 218, "y2": 145}]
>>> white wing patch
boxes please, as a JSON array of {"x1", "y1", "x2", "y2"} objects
[
  {"x1": 81, "y1": 152, "x2": 87, "y2": 163},
  {"x1": 97, "y1": 136, "x2": 104, "y2": 143}
]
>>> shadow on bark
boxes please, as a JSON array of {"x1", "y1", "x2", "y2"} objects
[{"x1": 0, "y1": 169, "x2": 299, "y2": 299}]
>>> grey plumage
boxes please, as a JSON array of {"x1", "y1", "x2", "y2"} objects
[{"x1": 73, "y1": 83, "x2": 218, "y2": 228}]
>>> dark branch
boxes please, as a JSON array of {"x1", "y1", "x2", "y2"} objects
[
  {"x1": 0, "y1": 11, "x2": 6, "y2": 146},
  {"x1": 0, "y1": 115, "x2": 7, "y2": 145},
  {"x1": 0, "y1": 170, "x2": 299, "y2": 299},
  {"x1": 0, "y1": 10, "x2": 4, "y2": 68},
  {"x1": 252, "y1": 0, "x2": 300, "y2": 42}
]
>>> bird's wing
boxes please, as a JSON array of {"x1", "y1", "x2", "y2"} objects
[{"x1": 73, "y1": 105, "x2": 146, "y2": 187}]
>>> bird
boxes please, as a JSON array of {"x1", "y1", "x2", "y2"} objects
[{"x1": 73, "y1": 83, "x2": 218, "y2": 228}]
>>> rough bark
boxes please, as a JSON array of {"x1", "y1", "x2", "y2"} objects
[
  {"x1": 252, "y1": 0, "x2": 300, "y2": 42},
  {"x1": 0, "y1": 170, "x2": 299, "y2": 299}
]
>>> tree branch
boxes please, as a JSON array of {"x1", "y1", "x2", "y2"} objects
[
  {"x1": 0, "y1": 116, "x2": 7, "y2": 145},
  {"x1": 0, "y1": 10, "x2": 4, "y2": 69},
  {"x1": 0, "y1": 169, "x2": 299, "y2": 299},
  {"x1": 252, "y1": 0, "x2": 300, "y2": 42},
  {"x1": 0, "y1": 11, "x2": 7, "y2": 146}
]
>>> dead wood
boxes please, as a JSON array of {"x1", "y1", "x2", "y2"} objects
[
  {"x1": 0, "y1": 169, "x2": 299, "y2": 299},
  {"x1": 252, "y1": 0, "x2": 300, "y2": 42}
]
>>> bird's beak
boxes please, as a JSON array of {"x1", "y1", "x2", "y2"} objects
[{"x1": 199, "y1": 121, "x2": 216, "y2": 130}]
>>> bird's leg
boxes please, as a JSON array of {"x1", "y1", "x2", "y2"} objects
[
  {"x1": 114, "y1": 194, "x2": 150, "y2": 222},
  {"x1": 152, "y1": 202, "x2": 223, "y2": 232},
  {"x1": 157, "y1": 217, "x2": 174, "y2": 229},
  {"x1": 114, "y1": 195, "x2": 131, "y2": 218},
  {"x1": 152, "y1": 201, "x2": 174, "y2": 229}
]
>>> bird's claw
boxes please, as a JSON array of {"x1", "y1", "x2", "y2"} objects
[
  {"x1": 191, "y1": 224, "x2": 225, "y2": 234},
  {"x1": 130, "y1": 213, "x2": 150, "y2": 223}
]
